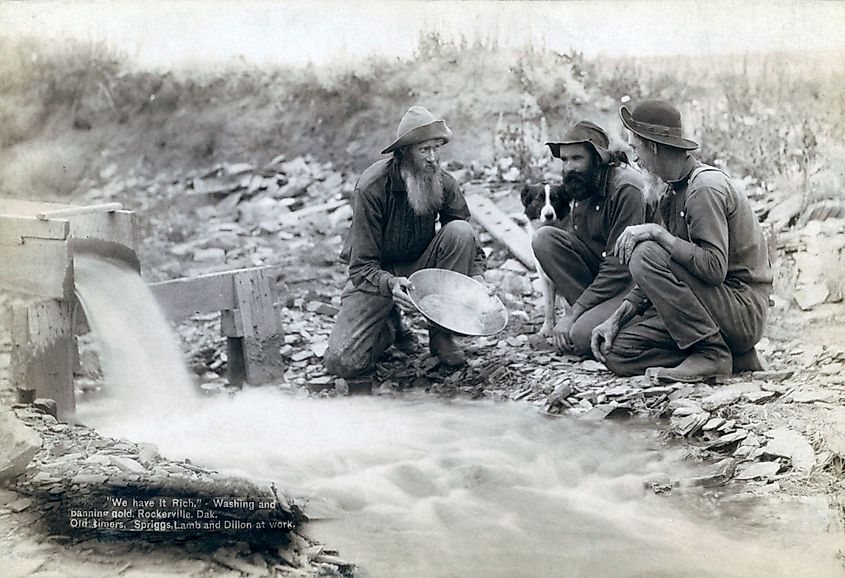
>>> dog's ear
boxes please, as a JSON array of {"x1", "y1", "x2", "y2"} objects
[{"x1": 519, "y1": 185, "x2": 533, "y2": 208}]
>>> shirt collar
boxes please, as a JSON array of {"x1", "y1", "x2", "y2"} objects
[{"x1": 668, "y1": 155, "x2": 698, "y2": 190}]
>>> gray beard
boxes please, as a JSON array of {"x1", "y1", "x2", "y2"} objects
[
  {"x1": 642, "y1": 169, "x2": 668, "y2": 206},
  {"x1": 400, "y1": 162, "x2": 444, "y2": 216}
]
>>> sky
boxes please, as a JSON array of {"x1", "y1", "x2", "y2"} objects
[{"x1": 2, "y1": 0, "x2": 844, "y2": 69}]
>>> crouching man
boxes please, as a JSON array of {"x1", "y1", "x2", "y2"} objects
[
  {"x1": 591, "y1": 100, "x2": 772, "y2": 382},
  {"x1": 532, "y1": 121, "x2": 646, "y2": 355},
  {"x1": 324, "y1": 106, "x2": 486, "y2": 378}
]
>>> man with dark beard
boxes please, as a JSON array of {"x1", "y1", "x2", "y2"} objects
[
  {"x1": 324, "y1": 106, "x2": 486, "y2": 378},
  {"x1": 531, "y1": 121, "x2": 646, "y2": 355}
]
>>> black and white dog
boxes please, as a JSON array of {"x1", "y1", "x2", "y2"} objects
[{"x1": 519, "y1": 183, "x2": 572, "y2": 336}]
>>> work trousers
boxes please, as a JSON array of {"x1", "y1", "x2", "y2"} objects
[
  {"x1": 324, "y1": 221, "x2": 478, "y2": 378},
  {"x1": 604, "y1": 240, "x2": 770, "y2": 376},
  {"x1": 531, "y1": 227, "x2": 631, "y2": 356}
]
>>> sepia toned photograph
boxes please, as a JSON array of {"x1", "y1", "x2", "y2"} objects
[{"x1": 0, "y1": 1, "x2": 844, "y2": 576}]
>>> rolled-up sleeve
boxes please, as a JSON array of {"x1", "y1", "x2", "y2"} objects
[
  {"x1": 670, "y1": 186, "x2": 729, "y2": 286},
  {"x1": 575, "y1": 184, "x2": 643, "y2": 311},
  {"x1": 347, "y1": 188, "x2": 394, "y2": 297}
]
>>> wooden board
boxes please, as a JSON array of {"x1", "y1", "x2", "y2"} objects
[
  {"x1": 0, "y1": 215, "x2": 69, "y2": 244},
  {"x1": 10, "y1": 300, "x2": 75, "y2": 419},
  {"x1": 0, "y1": 238, "x2": 73, "y2": 300},
  {"x1": 466, "y1": 193, "x2": 534, "y2": 268},
  {"x1": 233, "y1": 267, "x2": 285, "y2": 385}
]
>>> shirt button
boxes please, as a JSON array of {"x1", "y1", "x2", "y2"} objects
[
  {"x1": 601, "y1": 251, "x2": 607, "y2": 257},
  {"x1": 573, "y1": 224, "x2": 578, "y2": 230},
  {"x1": 574, "y1": 202, "x2": 579, "y2": 207},
  {"x1": 595, "y1": 205, "x2": 600, "y2": 211},
  {"x1": 680, "y1": 211, "x2": 685, "y2": 217}
]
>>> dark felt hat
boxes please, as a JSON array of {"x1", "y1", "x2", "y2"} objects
[
  {"x1": 619, "y1": 100, "x2": 699, "y2": 150},
  {"x1": 382, "y1": 106, "x2": 453, "y2": 154},
  {"x1": 546, "y1": 121, "x2": 611, "y2": 164}
]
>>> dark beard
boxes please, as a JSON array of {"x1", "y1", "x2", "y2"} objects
[
  {"x1": 561, "y1": 170, "x2": 600, "y2": 201},
  {"x1": 400, "y1": 159, "x2": 444, "y2": 216}
]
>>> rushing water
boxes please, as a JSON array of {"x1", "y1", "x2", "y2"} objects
[{"x1": 74, "y1": 256, "x2": 844, "y2": 578}]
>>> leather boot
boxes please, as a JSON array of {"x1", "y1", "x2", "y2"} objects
[
  {"x1": 732, "y1": 346, "x2": 766, "y2": 373},
  {"x1": 429, "y1": 328, "x2": 466, "y2": 367},
  {"x1": 389, "y1": 308, "x2": 418, "y2": 354},
  {"x1": 646, "y1": 332, "x2": 732, "y2": 384}
]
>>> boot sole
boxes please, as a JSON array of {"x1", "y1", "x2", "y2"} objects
[{"x1": 645, "y1": 367, "x2": 731, "y2": 385}]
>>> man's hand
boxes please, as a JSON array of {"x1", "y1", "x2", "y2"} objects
[
  {"x1": 590, "y1": 317, "x2": 620, "y2": 363},
  {"x1": 390, "y1": 276, "x2": 416, "y2": 312},
  {"x1": 552, "y1": 313, "x2": 577, "y2": 353},
  {"x1": 613, "y1": 223, "x2": 668, "y2": 264},
  {"x1": 472, "y1": 275, "x2": 495, "y2": 296}
]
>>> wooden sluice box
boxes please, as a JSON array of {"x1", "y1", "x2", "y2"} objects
[{"x1": 0, "y1": 198, "x2": 285, "y2": 420}]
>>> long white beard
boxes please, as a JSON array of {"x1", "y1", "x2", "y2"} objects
[
  {"x1": 400, "y1": 163, "x2": 444, "y2": 216},
  {"x1": 642, "y1": 169, "x2": 668, "y2": 206}
]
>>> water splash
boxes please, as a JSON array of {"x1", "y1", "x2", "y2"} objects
[{"x1": 73, "y1": 254, "x2": 198, "y2": 416}]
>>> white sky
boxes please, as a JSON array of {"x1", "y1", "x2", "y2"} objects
[{"x1": 2, "y1": 0, "x2": 844, "y2": 69}]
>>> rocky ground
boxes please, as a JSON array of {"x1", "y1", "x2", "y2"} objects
[{"x1": 2, "y1": 153, "x2": 845, "y2": 576}]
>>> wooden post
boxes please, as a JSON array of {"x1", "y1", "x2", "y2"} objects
[
  {"x1": 233, "y1": 268, "x2": 285, "y2": 385},
  {"x1": 10, "y1": 300, "x2": 76, "y2": 419}
]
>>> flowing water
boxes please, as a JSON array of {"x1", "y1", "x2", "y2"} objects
[{"x1": 74, "y1": 256, "x2": 844, "y2": 577}]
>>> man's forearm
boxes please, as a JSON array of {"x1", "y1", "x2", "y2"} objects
[{"x1": 609, "y1": 299, "x2": 637, "y2": 328}]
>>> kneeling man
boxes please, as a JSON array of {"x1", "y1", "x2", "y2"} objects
[
  {"x1": 325, "y1": 106, "x2": 486, "y2": 378},
  {"x1": 532, "y1": 121, "x2": 646, "y2": 355},
  {"x1": 592, "y1": 100, "x2": 772, "y2": 382}
]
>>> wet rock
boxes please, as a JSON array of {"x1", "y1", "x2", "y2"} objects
[
  {"x1": 670, "y1": 412, "x2": 709, "y2": 437},
  {"x1": 699, "y1": 382, "x2": 761, "y2": 411},
  {"x1": 762, "y1": 427, "x2": 816, "y2": 474},
  {"x1": 33, "y1": 398, "x2": 58, "y2": 418},
  {"x1": 735, "y1": 461, "x2": 781, "y2": 480},
  {"x1": 0, "y1": 410, "x2": 42, "y2": 480}
]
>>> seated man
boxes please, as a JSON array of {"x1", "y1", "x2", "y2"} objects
[
  {"x1": 532, "y1": 121, "x2": 646, "y2": 355},
  {"x1": 324, "y1": 106, "x2": 486, "y2": 378},
  {"x1": 592, "y1": 100, "x2": 772, "y2": 382}
]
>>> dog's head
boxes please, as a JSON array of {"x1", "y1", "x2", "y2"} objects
[{"x1": 520, "y1": 183, "x2": 571, "y2": 224}]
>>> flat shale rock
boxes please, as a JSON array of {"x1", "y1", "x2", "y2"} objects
[
  {"x1": 735, "y1": 461, "x2": 782, "y2": 480},
  {"x1": 699, "y1": 382, "x2": 762, "y2": 411},
  {"x1": 0, "y1": 410, "x2": 42, "y2": 480},
  {"x1": 762, "y1": 427, "x2": 816, "y2": 474}
]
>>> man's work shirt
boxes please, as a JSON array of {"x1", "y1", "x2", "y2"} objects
[
  {"x1": 625, "y1": 157, "x2": 773, "y2": 309},
  {"x1": 569, "y1": 164, "x2": 646, "y2": 311},
  {"x1": 340, "y1": 158, "x2": 485, "y2": 297}
]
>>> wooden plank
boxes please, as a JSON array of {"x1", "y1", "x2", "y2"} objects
[
  {"x1": 0, "y1": 238, "x2": 73, "y2": 300},
  {"x1": 10, "y1": 299, "x2": 75, "y2": 419},
  {"x1": 36, "y1": 202, "x2": 123, "y2": 220},
  {"x1": 69, "y1": 210, "x2": 137, "y2": 250},
  {"x1": 0, "y1": 198, "x2": 72, "y2": 218},
  {"x1": 0, "y1": 215, "x2": 69, "y2": 243},
  {"x1": 233, "y1": 268, "x2": 284, "y2": 385},
  {"x1": 220, "y1": 309, "x2": 244, "y2": 337},
  {"x1": 147, "y1": 266, "x2": 278, "y2": 321},
  {"x1": 148, "y1": 272, "x2": 236, "y2": 321},
  {"x1": 466, "y1": 193, "x2": 534, "y2": 268}
]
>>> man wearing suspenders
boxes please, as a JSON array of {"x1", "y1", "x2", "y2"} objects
[{"x1": 591, "y1": 100, "x2": 773, "y2": 383}]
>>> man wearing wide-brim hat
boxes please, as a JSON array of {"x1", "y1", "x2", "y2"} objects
[
  {"x1": 533, "y1": 120, "x2": 646, "y2": 355},
  {"x1": 325, "y1": 106, "x2": 487, "y2": 378},
  {"x1": 591, "y1": 100, "x2": 773, "y2": 382}
]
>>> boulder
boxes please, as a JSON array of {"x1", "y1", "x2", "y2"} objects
[{"x1": 0, "y1": 411, "x2": 42, "y2": 481}]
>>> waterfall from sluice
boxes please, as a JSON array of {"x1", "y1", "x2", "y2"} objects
[{"x1": 73, "y1": 256, "x2": 843, "y2": 578}]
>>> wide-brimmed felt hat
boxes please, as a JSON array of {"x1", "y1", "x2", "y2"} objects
[
  {"x1": 382, "y1": 106, "x2": 453, "y2": 154},
  {"x1": 546, "y1": 121, "x2": 611, "y2": 164},
  {"x1": 619, "y1": 100, "x2": 699, "y2": 150}
]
